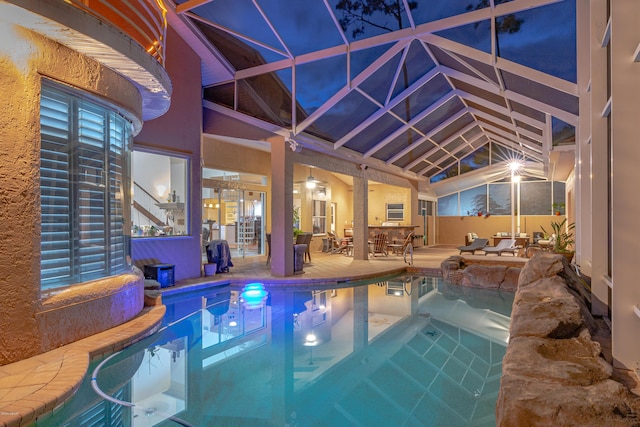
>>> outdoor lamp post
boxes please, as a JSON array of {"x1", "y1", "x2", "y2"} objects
[{"x1": 509, "y1": 162, "x2": 522, "y2": 238}]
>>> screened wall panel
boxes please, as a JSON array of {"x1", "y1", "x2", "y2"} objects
[
  {"x1": 488, "y1": 183, "x2": 511, "y2": 215},
  {"x1": 520, "y1": 181, "x2": 551, "y2": 215},
  {"x1": 437, "y1": 193, "x2": 458, "y2": 216},
  {"x1": 460, "y1": 185, "x2": 487, "y2": 216}
]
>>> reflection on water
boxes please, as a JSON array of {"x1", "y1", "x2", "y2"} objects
[{"x1": 37, "y1": 275, "x2": 513, "y2": 427}]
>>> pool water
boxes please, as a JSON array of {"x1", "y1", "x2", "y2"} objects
[{"x1": 36, "y1": 275, "x2": 513, "y2": 427}]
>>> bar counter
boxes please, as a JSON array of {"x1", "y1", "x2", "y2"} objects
[{"x1": 367, "y1": 225, "x2": 418, "y2": 243}]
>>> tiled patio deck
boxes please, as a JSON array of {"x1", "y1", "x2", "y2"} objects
[{"x1": 0, "y1": 244, "x2": 526, "y2": 426}]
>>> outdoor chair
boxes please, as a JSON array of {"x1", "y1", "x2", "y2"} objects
[
  {"x1": 388, "y1": 232, "x2": 413, "y2": 256},
  {"x1": 295, "y1": 232, "x2": 313, "y2": 262},
  {"x1": 371, "y1": 233, "x2": 388, "y2": 256},
  {"x1": 482, "y1": 238, "x2": 517, "y2": 256},
  {"x1": 464, "y1": 232, "x2": 479, "y2": 246},
  {"x1": 329, "y1": 231, "x2": 349, "y2": 254},
  {"x1": 457, "y1": 238, "x2": 489, "y2": 255}
]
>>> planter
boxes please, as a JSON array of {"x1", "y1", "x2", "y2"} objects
[
  {"x1": 204, "y1": 263, "x2": 217, "y2": 276},
  {"x1": 555, "y1": 251, "x2": 574, "y2": 263}
]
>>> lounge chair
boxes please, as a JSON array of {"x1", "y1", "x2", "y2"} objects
[
  {"x1": 482, "y1": 239, "x2": 517, "y2": 256},
  {"x1": 457, "y1": 238, "x2": 488, "y2": 255}
]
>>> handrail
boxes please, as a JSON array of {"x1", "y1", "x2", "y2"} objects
[
  {"x1": 132, "y1": 181, "x2": 167, "y2": 230},
  {"x1": 66, "y1": 0, "x2": 167, "y2": 65},
  {"x1": 134, "y1": 181, "x2": 160, "y2": 204}
]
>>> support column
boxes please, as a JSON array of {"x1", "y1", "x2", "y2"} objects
[
  {"x1": 576, "y1": 0, "x2": 593, "y2": 280},
  {"x1": 352, "y1": 176, "x2": 369, "y2": 260},
  {"x1": 589, "y1": 0, "x2": 610, "y2": 317},
  {"x1": 610, "y1": 0, "x2": 640, "y2": 370},
  {"x1": 271, "y1": 139, "x2": 294, "y2": 276}
]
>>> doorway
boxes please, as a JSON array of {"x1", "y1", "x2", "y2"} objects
[{"x1": 202, "y1": 169, "x2": 267, "y2": 260}]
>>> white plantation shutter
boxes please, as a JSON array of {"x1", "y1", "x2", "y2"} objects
[{"x1": 40, "y1": 85, "x2": 131, "y2": 289}]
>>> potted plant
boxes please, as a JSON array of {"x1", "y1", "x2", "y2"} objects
[
  {"x1": 293, "y1": 207, "x2": 302, "y2": 238},
  {"x1": 541, "y1": 218, "x2": 575, "y2": 262},
  {"x1": 552, "y1": 202, "x2": 565, "y2": 216}
]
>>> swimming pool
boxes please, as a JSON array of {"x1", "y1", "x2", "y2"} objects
[{"x1": 36, "y1": 274, "x2": 513, "y2": 426}]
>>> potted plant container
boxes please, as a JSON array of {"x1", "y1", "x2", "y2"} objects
[{"x1": 541, "y1": 218, "x2": 575, "y2": 262}]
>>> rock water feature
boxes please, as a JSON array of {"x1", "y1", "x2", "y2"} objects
[{"x1": 441, "y1": 252, "x2": 640, "y2": 426}]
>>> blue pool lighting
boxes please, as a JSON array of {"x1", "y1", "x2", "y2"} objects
[{"x1": 241, "y1": 282, "x2": 268, "y2": 308}]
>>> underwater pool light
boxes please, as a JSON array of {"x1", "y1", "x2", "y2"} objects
[{"x1": 241, "y1": 282, "x2": 268, "y2": 308}]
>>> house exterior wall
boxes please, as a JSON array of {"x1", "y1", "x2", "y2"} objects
[
  {"x1": 131, "y1": 26, "x2": 203, "y2": 281},
  {"x1": 0, "y1": 24, "x2": 143, "y2": 364},
  {"x1": 609, "y1": 0, "x2": 640, "y2": 370}
]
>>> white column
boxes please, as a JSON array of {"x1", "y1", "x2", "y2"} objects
[
  {"x1": 588, "y1": 0, "x2": 610, "y2": 317},
  {"x1": 516, "y1": 177, "x2": 521, "y2": 235},
  {"x1": 510, "y1": 172, "x2": 515, "y2": 238},
  {"x1": 610, "y1": 0, "x2": 640, "y2": 370}
]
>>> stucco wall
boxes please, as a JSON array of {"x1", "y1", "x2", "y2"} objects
[
  {"x1": 37, "y1": 273, "x2": 145, "y2": 351},
  {"x1": 132, "y1": 26, "x2": 203, "y2": 281},
  {"x1": 0, "y1": 24, "x2": 143, "y2": 364}
]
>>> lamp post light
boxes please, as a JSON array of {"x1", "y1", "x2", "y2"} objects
[
  {"x1": 508, "y1": 161, "x2": 522, "y2": 239},
  {"x1": 514, "y1": 175, "x2": 521, "y2": 235}
]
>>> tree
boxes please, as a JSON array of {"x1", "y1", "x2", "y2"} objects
[
  {"x1": 466, "y1": 0, "x2": 524, "y2": 57},
  {"x1": 335, "y1": 0, "x2": 418, "y2": 39},
  {"x1": 336, "y1": 0, "x2": 419, "y2": 158}
]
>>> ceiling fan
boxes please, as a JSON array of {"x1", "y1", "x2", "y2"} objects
[{"x1": 294, "y1": 167, "x2": 326, "y2": 189}]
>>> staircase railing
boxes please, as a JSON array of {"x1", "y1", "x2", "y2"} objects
[{"x1": 132, "y1": 182, "x2": 166, "y2": 228}]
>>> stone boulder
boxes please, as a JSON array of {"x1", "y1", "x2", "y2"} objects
[
  {"x1": 498, "y1": 376, "x2": 640, "y2": 427},
  {"x1": 497, "y1": 252, "x2": 640, "y2": 426},
  {"x1": 441, "y1": 256, "x2": 521, "y2": 290},
  {"x1": 516, "y1": 252, "x2": 564, "y2": 287},
  {"x1": 510, "y1": 276, "x2": 585, "y2": 339}
]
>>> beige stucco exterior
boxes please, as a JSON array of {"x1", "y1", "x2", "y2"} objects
[{"x1": 0, "y1": 24, "x2": 144, "y2": 365}]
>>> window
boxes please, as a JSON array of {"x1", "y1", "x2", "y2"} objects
[
  {"x1": 131, "y1": 151, "x2": 189, "y2": 237},
  {"x1": 386, "y1": 203, "x2": 404, "y2": 222},
  {"x1": 312, "y1": 198, "x2": 326, "y2": 235},
  {"x1": 40, "y1": 83, "x2": 131, "y2": 290}
]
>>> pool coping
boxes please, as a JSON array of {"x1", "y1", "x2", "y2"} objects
[{"x1": 0, "y1": 306, "x2": 166, "y2": 427}]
